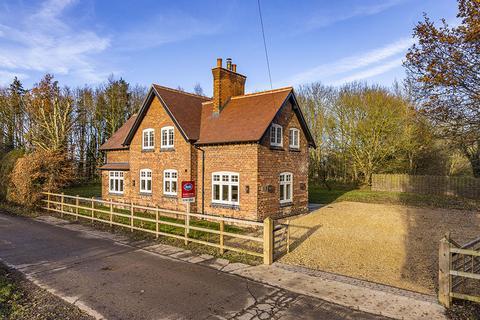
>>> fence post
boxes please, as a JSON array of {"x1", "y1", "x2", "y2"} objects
[
  {"x1": 263, "y1": 217, "x2": 273, "y2": 265},
  {"x1": 439, "y1": 235, "x2": 452, "y2": 308},
  {"x1": 219, "y1": 220, "x2": 225, "y2": 255},
  {"x1": 75, "y1": 195, "x2": 79, "y2": 221},
  {"x1": 286, "y1": 220, "x2": 290, "y2": 254},
  {"x1": 130, "y1": 201, "x2": 134, "y2": 232},
  {"x1": 155, "y1": 206, "x2": 159, "y2": 239},
  {"x1": 47, "y1": 193, "x2": 51, "y2": 210},
  {"x1": 91, "y1": 197, "x2": 94, "y2": 225},
  {"x1": 110, "y1": 199, "x2": 113, "y2": 227},
  {"x1": 184, "y1": 203, "x2": 190, "y2": 246},
  {"x1": 61, "y1": 192, "x2": 64, "y2": 218}
]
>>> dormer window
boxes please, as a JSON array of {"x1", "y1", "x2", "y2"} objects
[
  {"x1": 161, "y1": 126, "x2": 174, "y2": 148},
  {"x1": 142, "y1": 128, "x2": 154, "y2": 150},
  {"x1": 270, "y1": 124, "x2": 283, "y2": 147},
  {"x1": 289, "y1": 128, "x2": 300, "y2": 149}
]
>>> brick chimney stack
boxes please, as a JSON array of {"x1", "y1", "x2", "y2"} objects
[{"x1": 212, "y1": 58, "x2": 246, "y2": 115}]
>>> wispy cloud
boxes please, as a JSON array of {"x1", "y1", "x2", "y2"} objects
[
  {"x1": 0, "y1": 0, "x2": 111, "y2": 83},
  {"x1": 117, "y1": 12, "x2": 220, "y2": 51},
  {"x1": 287, "y1": 37, "x2": 414, "y2": 86},
  {"x1": 330, "y1": 58, "x2": 403, "y2": 85},
  {"x1": 305, "y1": 0, "x2": 405, "y2": 30}
]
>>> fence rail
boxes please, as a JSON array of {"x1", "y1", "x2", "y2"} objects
[
  {"x1": 372, "y1": 174, "x2": 480, "y2": 199},
  {"x1": 439, "y1": 233, "x2": 480, "y2": 307},
  {"x1": 41, "y1": 192, "x2": 276, "y2": 263}
]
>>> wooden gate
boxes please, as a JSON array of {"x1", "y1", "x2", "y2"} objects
[{"x1": 439, "y1": 233, "x2": 480, "y2": 307}]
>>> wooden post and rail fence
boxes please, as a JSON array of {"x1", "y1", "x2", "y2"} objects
[
  {"x1": 41, "y1": 192, "x2": 290, "y2": 265},
  {"x1": 438, "y1": 233, "x2": 480, "y2": 308}
]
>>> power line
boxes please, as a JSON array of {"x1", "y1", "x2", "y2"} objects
[{"x1": 257, "y1": 0, "x2": 273, "y2": 91}]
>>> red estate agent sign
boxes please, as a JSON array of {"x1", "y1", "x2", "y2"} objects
[{"x1": 181, "y1": 181, "x2": 195, "y2": 201}]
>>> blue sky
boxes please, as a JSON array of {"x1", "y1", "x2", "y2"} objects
[{"x1": 0, "y1": 0, "x2": 458, "y2": 94}]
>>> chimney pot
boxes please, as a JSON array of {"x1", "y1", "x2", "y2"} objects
[
  {"x1": 226, "y1": 58, "x2": 232, "y2": 70},
  {"x1": 216, "y1": 58, "x2": 222, "y2": 67},
  {"x1": 232, "y1": 64, "x2": 237, "y2": 72}
]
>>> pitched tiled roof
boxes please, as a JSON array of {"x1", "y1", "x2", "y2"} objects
[
  {"x1": 98, "y1": 162, "x2": 130, "y2": 170},
  {"x1": 102, "y1": 84, "x2": 315, "y2": 151},
  {"x1": 152, "y1": 84, "x2": 209, "y2": 140},
  {"x1": 196, "y1": 88, "x2": 293, "y2": 145},
  {"x1": 99, "y1": 115, "x2": 137, "y2": 151}
]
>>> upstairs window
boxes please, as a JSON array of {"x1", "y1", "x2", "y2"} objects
[
  {"x1": 163, "y1": 169, "x2": 178, "y2": 196},
  {"x1": 270, "y1": 124, "x2": 283, "y2": 147},
  {"x1": 142, "y1": 128, "x2": 154, "y2": 150},
  {"x1": 212, "y1": 172, "x2": 239, "y2": 205},
  {"x1": 109, "y1": 171, "x2": 124, "y2": 194},
  {"x1": 289, "y1": 128, "x2": 300, "y2": 149},
  {"x1": 161, "y1": 126, "x2": 174, "y2": 148},
  {"x1": 279, "y1": 172, "x2": 293, "y2": 203},
  {"x1": 140, "y1": 169, "x2": 152, "y2": 193}
]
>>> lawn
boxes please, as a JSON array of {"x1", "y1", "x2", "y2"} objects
[
  {"x1": 63, "y1": 182, "x2": 101, "y2": 198},
  {"x1": 309, "y1": 185, "x2": 480, "y2": 211},
  {"x1": 281, "y1": 201, "x2": 480, "y2": 294}
]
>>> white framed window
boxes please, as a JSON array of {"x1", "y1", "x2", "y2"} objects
[
  {"x1": 289, "y1": 128, "x2": 300, "y2": 149},
  {"x1": 140, "y1": 169, "x2": 152, "y2": 193},
  {"x1": 163, "y1": 169, "x2": 178, "y2": 196},
  {"x1": 161, "y1": 126, "x2": 174, "y2": 148},
  {"x1": 279, "y1": 172, "x2": 293, "y2": 203},
  {"x1": 212, "y1": 172, "x2": 239, "y2": 205},
  {"x1": 109, "y1": 171, "x2": 124, "y2": 194},
  {"x1": 270, "y1": 123, "x2": 283, "y2": 147},
  {"x1": 142, "y1": 128, "x2": 155, "y2": 150}
]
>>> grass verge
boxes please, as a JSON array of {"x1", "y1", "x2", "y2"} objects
[
  {"x1": 309, "y1": 185, "x2": 480, "y2": 211},
  {"x1": 0, "y1": 262, "x2": 93, "y2": 320}
]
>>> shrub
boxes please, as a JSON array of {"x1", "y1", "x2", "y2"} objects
[
  {"x1": 0, "y1": 150, "x2": 25, "y2": 201},
  {"x1": 7, "y1": 150, "x2": 75, "y2": 206}
]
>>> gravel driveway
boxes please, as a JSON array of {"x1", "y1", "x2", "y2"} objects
[{"x1": 281, "y1": 201, "x2": 480, "y2": 294}]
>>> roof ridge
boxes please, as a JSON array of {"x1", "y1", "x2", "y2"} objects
[
  {"x1": 152, "y1": 84, "x2": 211, "y2": 100},
  {"x1": 231, "y1": 87, "x2": 293, "y2": 99}
]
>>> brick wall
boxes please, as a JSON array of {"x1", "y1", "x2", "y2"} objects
[
  {"x1": 102, "y1": 95, "x2": 310, "y2": 221},
  {"x1": 195, "y1": 143, "x2": 258, "y2": 220},
  {"x1": 103, "y1": 96, "x2": 194, "y2": 212},
  {"x1": 257, "y1": 100, "x2": 309, "y2": 219}
]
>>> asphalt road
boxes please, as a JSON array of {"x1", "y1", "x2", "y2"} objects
[{"x1": 0, "y1": 212, "x2": 388, "y2": 320}]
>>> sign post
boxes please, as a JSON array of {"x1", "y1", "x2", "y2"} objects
[{"x1": 182, "y1": 181, "x2": 195, "y2": 236}]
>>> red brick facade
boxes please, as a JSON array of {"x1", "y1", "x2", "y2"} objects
[{"x1": 101, "y1": 59, "x2": 314, "y2": 221}]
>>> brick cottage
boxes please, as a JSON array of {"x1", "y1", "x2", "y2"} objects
[{"x1": 99, "y1": 58, "x2": 316, "y2": 221}]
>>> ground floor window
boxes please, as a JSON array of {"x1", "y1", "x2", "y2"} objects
[
  {"x1": 212, "y1": 172, "x2": 239, "y2": 205},
  {"x1": 279, "y1": 172, "x2": 292, "y2": 203},
  {"x1": 140, "y1": 169, "x2": 152, "y2": 193},
  {"x1": 109, "y1": 171, "x2": 124, "y2": 194},
  {"x1": 163, "y1": 169, "x2": 178, "y2": 195}
]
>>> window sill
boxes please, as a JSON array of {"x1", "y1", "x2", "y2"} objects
[
  {"x1": 142, "y1": 149, "x2": 155, "y2": 153},
  {"x1": 280, "y1": 202, "x2": 293, "y2": 207},
  {"x1": 211, "y1": 203, "x2": 240, "y2": 210},
  {"x1": 160, "y1": 147, "x2": 175, "y2": 152},
  {"x1": 139, "y1": 192, "x2": 152, "y2": 196},
  {"x1": 109, "y1": 192, "x2": 124, "y2": 196},
  {"x1": 269, "y1": 146, "x2": 285, "y2": 151},
  {"x1": 163, "y1": 194, "x2": 178, "y2": 199},
  {"x1": 289, "y1": 147, "x2": 301, "y2": 152}
]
